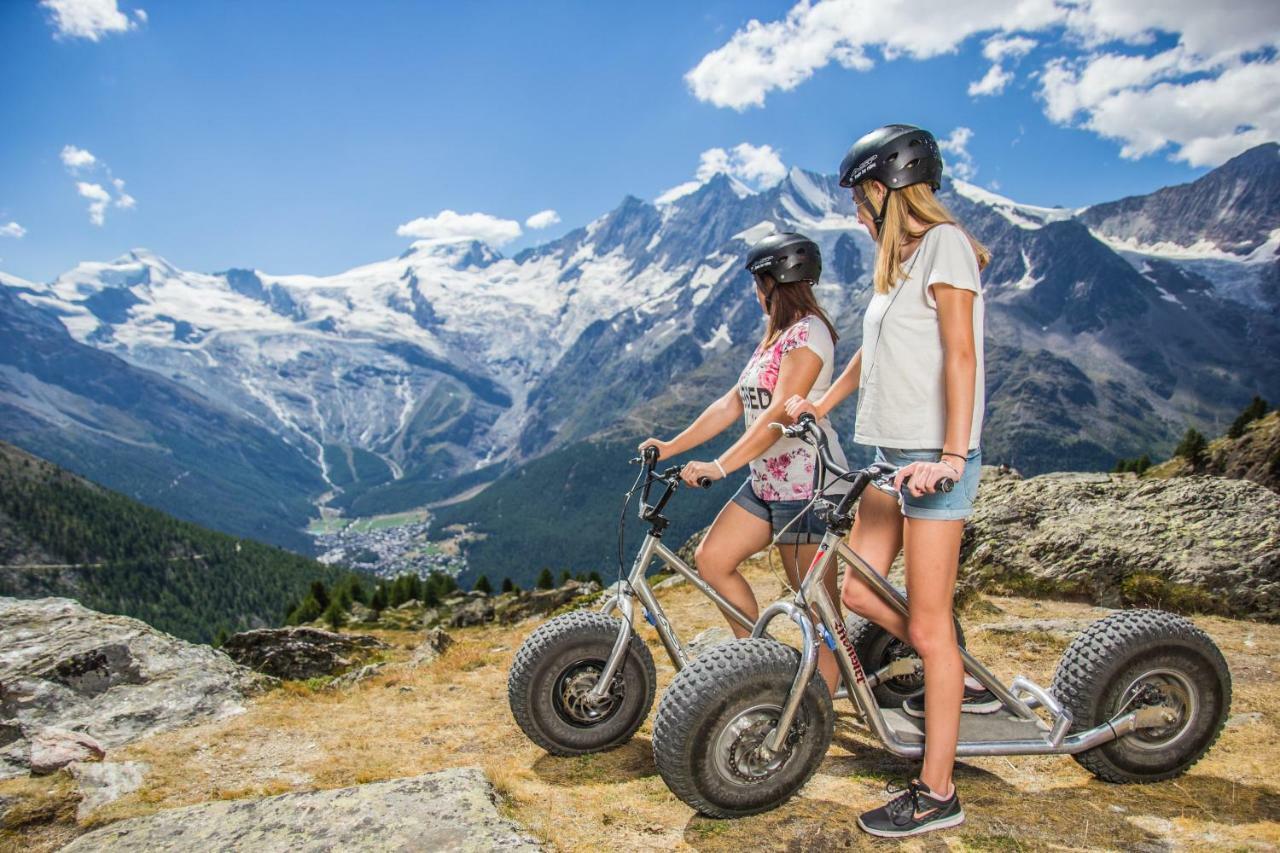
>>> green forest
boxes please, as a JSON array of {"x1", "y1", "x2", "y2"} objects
[{"x1": 0, "y1": 442, "x2": 349, "y2": 643}]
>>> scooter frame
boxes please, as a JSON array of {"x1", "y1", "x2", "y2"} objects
[
  {"x1": 589, "y1": 454, "x2": 923, "y2": 704},
  {"x1": 744, "y1": 417, "x2": 1178, "y2": 760}
]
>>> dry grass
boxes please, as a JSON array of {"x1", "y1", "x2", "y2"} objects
[{"x1": 3, "y1": 558, "x2": 1278, "y2": 852}]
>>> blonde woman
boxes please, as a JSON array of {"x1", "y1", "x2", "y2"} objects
[{"x1": 785, "y1": 124, "x2": 990, "y2": 838}]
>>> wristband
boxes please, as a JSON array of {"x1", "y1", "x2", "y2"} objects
[
  {"x1": 940, "y1": 451, "x2": 967, "y2": 463},
  {"x1": 713, "y1": 458, "x2": 727, "y2": 478}
]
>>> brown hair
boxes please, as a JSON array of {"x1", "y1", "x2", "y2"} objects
[
  {"x1": 867, "y1": 182, "x2": 990, "y2": 294},
  {"x1": 755, "y1": 273, "x2": 839, "y2": 349}
]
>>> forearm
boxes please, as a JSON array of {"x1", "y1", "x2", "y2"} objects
[
  {"x1": 666, "y1": 392, "x2": 740, "y2": 456},
  {"x1": 941, "y1": 352, "x2": 976, "y2": 456},
  {"x1": 716, "y1": 404, "x2": 789, "y2": 474},
  {"x1": 813, "y1": 348, "x2": 861, "y2": 417}
]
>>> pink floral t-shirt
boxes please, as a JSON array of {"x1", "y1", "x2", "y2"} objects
[{"x1": 737, "y1": 315, "x2": 849, "y2": 501}]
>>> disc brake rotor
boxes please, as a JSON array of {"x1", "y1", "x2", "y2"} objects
[
  {"x1": 1119, "y1": 668, "x2": 1197, "y2": 750},
  {"x1": 553, "y1": 660, "x2": 625, "y2": 727},
  {"x1": 713, "y1": 703, "x2": 806, "y2": 785}
]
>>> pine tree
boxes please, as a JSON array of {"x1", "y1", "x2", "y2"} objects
[
  {"x1": 369, "y1": 585, "x2": 388, "y2": 616},
  {"x1": 501, "y1": 577, "x2": 516, "y2": 593},
  {"x1": 287, "y1": 595, "x2": 323, "y2": 625},
  {"x1": 213, "y1": 626, "x2": 230, "y2": 648},
  {"x1": 322, "y1": 598, "x2": 347, "y2": 631},
  {"x1": 588, "y1": 571, "x2": 604, "y2": 586},
  {"x1": 559, "y1": 570, "x2": 571, "y2": 586},
  {"x1": 310, "y1": 580, "x2": 330, "y2": 610},
  {"x1": 1227, "y1": 395, "x2": 1270, "y2": 438},
  {"x1": 474, "y1": 574, "x2": 492, "y2": 595},
  {"x1": 1135, "y1": 454, "x2": 1152, "y2": 473},
  {"x1": 536, "y1": 568, "x2": 554, "y2": 590},
  {"x1": 1175, "y1": 427, "x2": 1208, "y2": 470},
  {"x1": 422, "y1": 582, "x2": 440, "y2": 608}
]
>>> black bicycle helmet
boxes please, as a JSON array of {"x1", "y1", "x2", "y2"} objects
[
  {"x1": 744, "y1": 232, "x2": 821, "y2": 285},
  {"x1": 838, "y1": 124, "x2": 943, "y2": 231},
  {"x1": 839, "y1": 124, "x2": 943, "y2": 190}
]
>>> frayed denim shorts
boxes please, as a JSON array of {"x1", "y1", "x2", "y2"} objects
[
  {"x1": 875, "y1": 446, "x2": 981, "y2": 521},
  {"x1": 730, "y1": 478, "x2": 828, "y2": 544}
]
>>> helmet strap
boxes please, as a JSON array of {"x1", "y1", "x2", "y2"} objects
[{"x1": 873, "y1": 187, "x2": 893, "y2": 233}]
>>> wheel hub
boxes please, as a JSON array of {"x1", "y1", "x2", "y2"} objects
[
  {"x1": 553, "y1": 660, "x2": 625, "y2": 727},
  {"x1": 1120, "y1": 668, "x2": 1197, "y2": 750},
  {"x1": 714, "y1": 704, "x2": 805, "y2": 785}
]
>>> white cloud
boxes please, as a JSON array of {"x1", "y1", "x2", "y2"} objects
[
  {"x1": 133, "y1": 8, "x2": 147, "y2": 24},
  {"x1": 60, "y1": 144, "x2": 97, "y2": 171},
  {"x1": 0, "y1": 222, "x2": 27, "y2": 239},
  {"x1": 525, "y1": 209, "x2": 561, "y2": 229},
  {"x1": 938, "y1": 127, "x2": 977, "y2": 180},
  {"x1": 77, "y1": 182, "x2": 111, "y2": 226},
  {"x1": 968, "y1": 64, "x2": 1013, "y2": 97},
  {"x1": 982, "y1": 34, "x2": 1036, "y2": 62},
  {"x1": 689, "y1": 0, "x2": 1280, "y2": 166},
  {"x1": 395, "y1": 210, "x2": 522, "y2": 246},
  {"x1": 696, "y1": 142, "x2": 787, "y2": 188},
  {"x1": 112, "y1": 177, "x2": 136, "y2": 209},
  {"x1": 40, "y1": 0, "x2": 138, "y2": 41}
]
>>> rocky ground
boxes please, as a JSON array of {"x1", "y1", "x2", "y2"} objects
[{"x1": 2, "y1": 558, "x2": 1277, "y2": 852}]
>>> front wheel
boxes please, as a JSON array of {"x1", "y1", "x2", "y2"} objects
[
  {"x1": 652, "y1": 638, "x2": 834, "y2": 818},
  {"x1": 508, "y1": 611, "x2": 656, "y2": 756},
  {"x1": 845, "y1": 613, "x2": 967, "y2": 707},
  {"x1": 1051, "y1": 609, "x2": 1231, "y2": 783}
]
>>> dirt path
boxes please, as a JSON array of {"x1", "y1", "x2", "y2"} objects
[{"x1": 4, "y1": 560, "x2": 1278, "y2": 851}]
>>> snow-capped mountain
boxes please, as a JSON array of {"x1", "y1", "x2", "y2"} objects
[{"x1": 2, "y1": 144, "x2": 1277, "y2": 553}]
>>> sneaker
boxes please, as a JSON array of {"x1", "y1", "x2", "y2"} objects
[
  {"x1": 858, "y1": 778, "x2": 965, "y2": 838},
  {"x1": 903, "y1": 684, "x2": 1003, "y2": 718}
]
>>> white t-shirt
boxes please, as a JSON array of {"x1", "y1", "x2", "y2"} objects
[
  {"x1": 738, "y1": 315, "x2": 850, "y2": 501},
  {"x1": 854, "y1": 223, "x2": 985, "y2": 450}
]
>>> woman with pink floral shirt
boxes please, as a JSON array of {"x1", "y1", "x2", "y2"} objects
[{"x1": 639, "y1": 232, "x2": 848, "y2": 695}]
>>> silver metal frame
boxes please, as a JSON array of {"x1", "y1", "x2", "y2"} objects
[{"x1": 746, "y1": 529, "x2": 1162, "y2": 758}]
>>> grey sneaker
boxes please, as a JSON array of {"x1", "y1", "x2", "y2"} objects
[{"x1": 858, "y1": 778, "x2": 965, "y2": 838}]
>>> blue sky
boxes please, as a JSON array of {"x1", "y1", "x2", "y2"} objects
[{"x1": 3, "y1": 0, "x2": 1277, "y2": 282}]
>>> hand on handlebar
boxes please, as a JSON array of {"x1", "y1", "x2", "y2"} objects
[
  {"x1": 637, "y1": 438, "x2": 671, "y2": 463},
  {"x1": 783, "y1": 394, "x2": 821, "y2": 421},
  {"x1": 679, "y1": 460, "x2": 721, "y2": 489},
  {"x1": 893, "y1": 460, "x2": 960, "y2": 498}
]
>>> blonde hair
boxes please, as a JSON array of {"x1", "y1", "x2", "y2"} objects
[{"x1": 868, "y1": 182, "x2": 990, "y2": 294}]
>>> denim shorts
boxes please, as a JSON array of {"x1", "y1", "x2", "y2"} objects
[
  {"x1": 730, "y1": 478, "x2": 828, "y2": 544},
  {"x1": 875, "y1": 446, "x2": 982, "y2": 521}
]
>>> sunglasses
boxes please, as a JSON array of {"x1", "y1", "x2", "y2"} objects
[{"x1": 851, "y1": 184, "x2": 872, "y2": 210}]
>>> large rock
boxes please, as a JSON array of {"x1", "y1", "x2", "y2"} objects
[
  {"x1": 62, "y1": 767, "x2": 540, "y2": 852},
  {"x1": 495, "y1": 580, "x2": 597, "y2": 624},
  {"x1": 71, "y1": 760, "x2": 148, "y2": 820},
  {"x1": 220, "y1": 627, "x2": 388, "y2": 680},
  {"x1": 28, "y1": 726, "x2": 105, "y2": 774},
  {"x1": 0, "y1": 597, "x2": 261, "y2": 780},
  {"x1": 961, "y1": 473, "x2": 1280, "y2": 620}
]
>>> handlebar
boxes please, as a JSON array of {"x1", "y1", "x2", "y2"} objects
[
  {"x1": 633, "y1": 446, "x2": 712, "y2": 489},
  {"x1": 777, "y1": 414, "x2": 955, "y2": 494}
]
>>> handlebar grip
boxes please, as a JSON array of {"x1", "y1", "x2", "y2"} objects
[
  {"x1": 938, "y1": 477, "x2": 955, "y2": 493},
  {"x1": 796, "y1": 412, "x2": 817, "y2": 427},
  {"x1": 642, "y1": 445, "x2": 659, "y2": 466},
  {"x1": 696, "y1": 477, "x2": 713, "y2": 489}
]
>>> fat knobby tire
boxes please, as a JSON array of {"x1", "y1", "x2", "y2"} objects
[
  {"x1": 507, "y1": 610, "x2": 656, "y2": 756},
  {"x1": 1051, "y1": 608, "x2": 1231, "y2": 783},
  {"x1": 652, "y1": 638, "x2": 834, "y2": 818}
]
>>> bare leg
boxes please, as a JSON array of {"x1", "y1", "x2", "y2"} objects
[
  {"x1": 903, "y1": 516, "x2": 965, "y2": 797},
  {"x1": 778, "y1": 542, "x2": 841, "y2": 697},
  {"x1": 694, "y1": 502, "x2": 773, "y2": 637},
  {"x1": 840, "y1": 487, "x2": 910, "y2": 641}
]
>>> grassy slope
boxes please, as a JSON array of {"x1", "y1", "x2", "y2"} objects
[{"x1": 4, "y1": 560, "x2": 1275, "y2": 852}]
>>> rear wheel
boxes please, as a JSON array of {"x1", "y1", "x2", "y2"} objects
[
  {"x1": 1051, "y1": 609, "x2": 1231, "y2": 783},
  {"x1": 508, "y1": 611, "x2": 656, "y2": 756},
  {"x1": 845, "y1": 613, "x2": 967, "y2": 707},
  {"x1": 652, "y1": 638, "x2": 833, "y2": 818}
]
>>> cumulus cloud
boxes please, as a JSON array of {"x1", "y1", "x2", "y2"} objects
[
  {"x1": 688, "y1": 0, "x2": 1280, "y2": 166},
  {"x1": 61, "y1": 145, "x2": 136, "y2": 224},
  {"x1": 657, "y1": 142, "x2": 788, "y2": 203},
  {"x1": 968, "y1": 64, "x2": 1013, "y2": 97},
  {"x1": 0, "y1": 222, "x2": 27, "y2": 239},
  {"x1": 696, "y1": 143, "x2": 787, "y2": 188},
  {"x1": 77, "y1": 182, "x2": 111, "y2": 226},
  {"x1": 396, "y1": 210, "x2": 522, "y2": 246},
  {"x1": 938, "y1": 127, "x2": 977, "y2": 181},
  {"x1": 60, "y1": 144, "x2": 97, "y2": 171},
  {"x1": 40, "y1": 0, "x2": 140, "y2": 41},
  {"x1": 525, "y1": 209, "x2": 561, "y2": 229}
]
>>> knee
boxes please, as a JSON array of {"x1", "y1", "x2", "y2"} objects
[
  {"x1": 907, "y1": 617, "x2": 957, "y2": 661},
  {"x1": 695, "y1": 541, "x2": 730, "y2": 581},
  {"x1": 840, "y1": 582, "x2": 877, "y2": 616}
]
